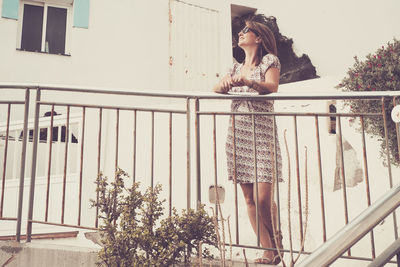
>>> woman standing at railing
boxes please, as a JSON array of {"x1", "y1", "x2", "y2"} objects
[{"x1": 213, "y1": 15, "x2": 283, "y2": 265}]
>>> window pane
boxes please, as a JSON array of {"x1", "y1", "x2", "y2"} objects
[
  {"x1": 21, "y1": 4, "x2": 44, "y2": 52},
  {"x1": 45, "y1": 7, "x2": 67, "y2": 54}
]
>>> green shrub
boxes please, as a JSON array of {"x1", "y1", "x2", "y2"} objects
[
  {"x1": 91, "y1": 169, "x2": 217, "y2": 267},
  {"x1": 336, "y1": 39, "x2": 400, "y2": 165}
]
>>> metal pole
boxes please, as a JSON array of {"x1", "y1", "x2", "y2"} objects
[
  {"x1": 61, "y1": 106, "x2": 70, "y2": 224},
  {"x1": 45, "y1": 105, "x2": 55, "y2": 222},
  {"x1": 1, "y1": 104, "x2": 11, "y2": 218},
  {"x1": 16, "y1": 89, "x2": 30, "y2": 242},
  {"x1": 360, "y1": 115, "x2": 376, "y2": 258},
  {"x1": 293, "y1": 115, "x2": 304, "y2": 243},
  {"x1": 95, "y1": 108, "x2": 103, "y2": 228},
  {"x1": 393, "y1": 97, "x2": 400, "y2": 166},
  {"x1": 26, "y1": 88, "x2": 41, "y2": 242},
  {"x1": 115, "y1": 109, "x2": 119, "y2": 174},
  {"x1": 78, "y1": 107, "x2": 86, "y2": 226},
  {"x1": 195, "y1": 98, "x2": 201, "y2": 209},
  {"x1": 314, "y1": 115, "x2": 327, "y2": 242},
  {"x1": 381, "y1": 98, "x2": 399, "y2": 265},
  {"x1": 169, "y1": 112, "x2": 173, "y2": 216},
  {"x1": 186, "y1": 98, "x2": 191, "y2": 210},
  {"x1": 212, "y1": 114, "x2": 218, "y2": 217},
  {"x1": 273, "y1": 115, "x2": 281, "y2": 232},
  {"x1": 151, "y1": 111, "x2": 154, "y2": 188},
  {"x1": 252, "y1": 114, "x2": 260, "y2": 246},
  {"x1": 232, "y1": 115, "x2": 239, "y2": 244},
  {"x1": 132, "y1": 110, "x2": 137, "y2": 183},
  {"x1": 337, "y1": 116, "x2": 350, "y2": 255}
]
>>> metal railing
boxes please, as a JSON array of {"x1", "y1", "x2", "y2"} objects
[
  {"x1": 1, "y1": 83, "x2": 400, "y2": 265},
  {"x1": 369, "y1": 237, "x2": 400, "y2": 267},
  {"x1": 194, "y1": 93, "x2": 400, "y2": 265},
  {"x1": 297, "y1": 183, "x2": 400, "y2": 267}
]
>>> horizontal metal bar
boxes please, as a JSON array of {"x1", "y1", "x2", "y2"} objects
[
  {"x1": 197, "y1": 111, "x2": 381, "y2": 117},
  {"x1": 229, "y1": 242, "x2": 308, "y2": 255},
  {"x1": 228, "y1": 243, "x2": 387, "y2": 262},
  {"x1": 0, "y1": 217, "x2": 18, "y2": 221},
  {"x1": 0, "y1": 84, "x2": 38, "y2": 89},
  {"x1": 1, "y1": 83, "x2": 400, "y2": 100},
  {"x1": 0, "y1": 101, "x2": 25, "y2": 105},
  {"x1": 368, "y1": 238, "x2": 400, "y2": 267},
  {"x1": 1, "y1": 83, "x2": 198, "y2": 98},
  {"x1": 29, "y1": 220, "x2": 97, "y2": 231},
  {"x1": 37, "y1": 101, "x2": 187, "y2": 114},
  {"x1": 3, "y1": 231, "x2": 79, "y2": 241},
  {"x1": 193, "y1": 91, "x2": 400, "y2": 100},
  {"x1": 297, "y1": 183, "x2": 400, "y2": 267}
]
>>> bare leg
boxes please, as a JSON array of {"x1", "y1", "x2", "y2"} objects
[
  {"x1": 241, "y1": 183, "x2": 275, "y2": 260},
  {"x1": 257, "y1": 183, "x2": 282, "y2": 258}
]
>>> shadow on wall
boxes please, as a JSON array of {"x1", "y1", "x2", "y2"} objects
[{"x1": 232, "y1": 14, "x2": 319, "y2": 84}]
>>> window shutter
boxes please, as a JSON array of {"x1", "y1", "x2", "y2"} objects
[
  {"x1": 73, "y1": 0, "x2": 89, "y2": 28},
  {"x1": 2, "y1": 0, "x2": 19, "y2": 20}
]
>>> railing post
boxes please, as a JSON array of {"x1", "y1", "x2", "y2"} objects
[
  {"x1": 392, "y1": 96, "x2": 400, "y2": 267},
  {"x1": 1, "y1": 104, "x2": 11, "y2": 218},
  {"x1": 26, "y1": 88, "x2": 41, "y2": 242},
  {"x1": 150, "y1": 111, "x2": 154, "y2": 188},
  {"x1": 293, "y1": 115, "x2": 304, "y2": 243},
  {"x1": 186, "y1": 98, "x2": 191, "y2": 210},
  {"x1": 195, "y1": 98, "x2": 201, "y2": 209},
  {"x1": 16, "y1": 88, "x2": 30, "y2": 242},
  {"x1": 381, "y1": 97, "x2": 399, "y2": 265}
]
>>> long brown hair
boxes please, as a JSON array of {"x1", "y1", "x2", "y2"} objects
[{"x1": 246, "y1": 20, "x2": 278, "y2": 57}]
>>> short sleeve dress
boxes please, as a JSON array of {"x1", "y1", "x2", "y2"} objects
[{"x1": 226, "y1": 54, "x2": 283, "y2": 184}]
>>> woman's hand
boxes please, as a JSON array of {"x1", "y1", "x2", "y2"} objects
[
  {"x1": 231, "y1": 74, "x2": 252, "y2": 87},
  {"x1": 213, "y1": 74, "x2": 233, "y2": 94}
]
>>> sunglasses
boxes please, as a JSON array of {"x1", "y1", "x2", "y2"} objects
[{"x1": 240, "y1": 26, "x2": 259, "y2": 36}]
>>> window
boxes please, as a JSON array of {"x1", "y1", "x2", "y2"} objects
[{"x1": 19, "y1": 1, "x2": 71, "y2": 55}]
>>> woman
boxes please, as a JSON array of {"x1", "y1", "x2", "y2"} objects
[{"x1": 213, "y1": 17, "x2": 283, "y2": 265}]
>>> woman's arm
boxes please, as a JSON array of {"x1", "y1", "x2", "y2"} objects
[
  {"x1": 231, "y1": 67, "x2": 280, "y2": 95},
  {"x1": 251, "y1": 67, "x2": 280, "y2": 94},
  {"x1": 213, "y1": 74, "x2": 233, "y2": 94}
]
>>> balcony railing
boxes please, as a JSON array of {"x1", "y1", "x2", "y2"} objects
[{"x1": 1, "y1": 83, "x2": 400, "y2": 265}]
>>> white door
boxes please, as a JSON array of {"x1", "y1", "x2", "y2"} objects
[{"x1": 169, "y1": 0, "x2": 220, "y2": 92}]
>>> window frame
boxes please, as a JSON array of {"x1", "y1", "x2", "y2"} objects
[{"x1": 17, "y1": 0, "x2": 73, "y2": 56}]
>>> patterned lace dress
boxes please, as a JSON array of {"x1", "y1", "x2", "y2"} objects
[{"x1": 226, "y1": 54, "x2": 282, "y2": 184}]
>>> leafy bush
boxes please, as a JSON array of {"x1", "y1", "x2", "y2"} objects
[
  {"x1": 336, "y1": 39, "x2": 400, "y2": 165},
  {"x1": 91, "y1": 169, "x2": 217, "y2": 267}
]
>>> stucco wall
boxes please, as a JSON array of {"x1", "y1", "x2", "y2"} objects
[
  {"x1": 0, "y1": 0, "x2": 170, "y2": 90},
  {"x1": 226, "y1": 0, "x2": 400, "y2": 81},
  {"x1": 2, "y1": 0, "x2": 400, "y2": 89}
]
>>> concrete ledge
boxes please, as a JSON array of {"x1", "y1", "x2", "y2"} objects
[
  {"x1": 0, "y1": 241, "x2": 278, "y2": 267},
  {"x1": 0, "y1": 241, "x2": 98, "y2": 267}
]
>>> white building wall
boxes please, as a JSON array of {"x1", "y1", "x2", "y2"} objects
[
  {"x1": 223, "y1": 0, "x2": 400, "y2": 80},
  {"x1": 2, "y1": 0, "x2": 399, "y2": 89},
  {"x1": 0, "y1": 0, "x2": 170, "y2": 90}
]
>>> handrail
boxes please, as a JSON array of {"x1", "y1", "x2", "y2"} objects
[
  {"x1": 368, "y1": 238, "x2": 400, "y2": 267},
  {"x1": 1, "y1": 82, "x2": 400, "y2": 100},
  {"x1": 297, "y1": 184, "x2": 400, "y2": 267}
]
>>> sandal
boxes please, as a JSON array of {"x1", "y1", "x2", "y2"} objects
[
  {"x1": 254, "y1": 257, "x2": 274, "y2": 264},
  {"x1": 272, "y1": 254, "x2": 282, "y2": 265},
  {"x1": 254, "y1": 254, "x2": 282, "y2": 265},
  {"x1": 271, "y1": 231, "x2": 284, "y2": 255},
  {"x1": 273, "y1": 231, "x2": 283, "y2": 249}
]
